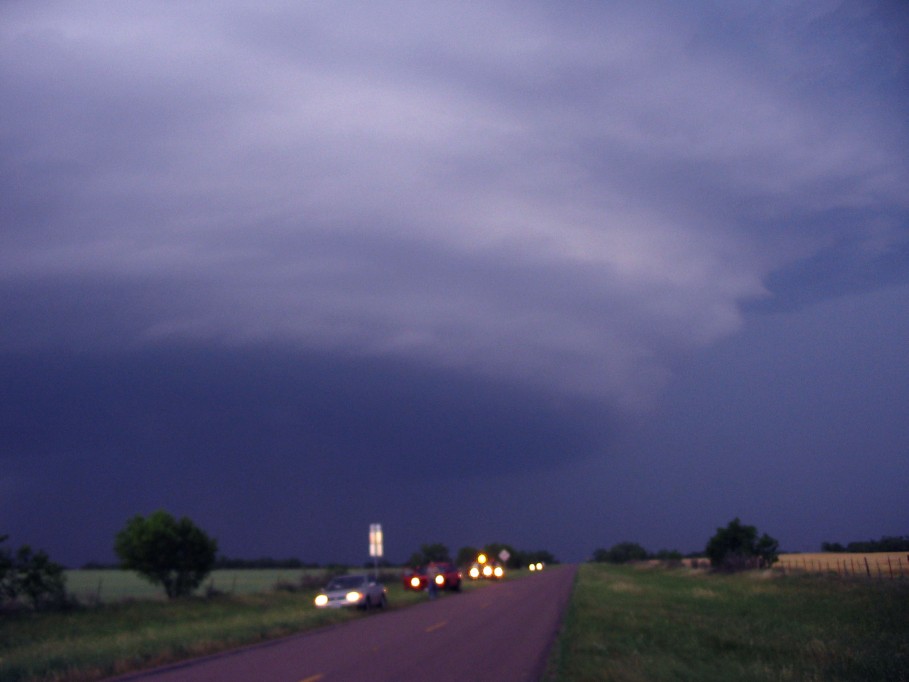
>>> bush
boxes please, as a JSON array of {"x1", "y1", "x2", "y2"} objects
[
  {"x1": 705, "y1": 518, "x2": 779, "y2": 571},
  {"x1": 115, "y1": 510, "x2": 218, "y2": 599},
  {"x1": 0, "y1": 535, "x2": 68, "y2": 610}
]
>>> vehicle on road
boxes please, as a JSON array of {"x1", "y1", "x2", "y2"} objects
[
  {"x1": 468, "y1": 554, "x2": 505, "y2": 580},
  {"x1": 314, "y1": 574, "x2": 387, "y2": 609},
  {"x1": 403, "y1": 562, "x2": 462, "y2": 592}
]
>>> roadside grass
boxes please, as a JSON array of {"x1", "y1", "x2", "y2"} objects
[
  {"x1": 546, "y1": 563, "x2": 909, "y2": 681},
  {"x1": 64, "y1": 568, "x2": 360, "y2": 602},
  {"x1": 1, "y1": 570, "x2": 486, "y2": 681}
]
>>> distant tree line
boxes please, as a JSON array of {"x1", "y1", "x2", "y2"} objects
[
  {"x1": 407, "y1": 542, "x2": 557, "y2": 569},
  {"x1": 591, "y1": 542, "x2": 682, "y2": 564},
  {"x1": 821, "y1": 536, "x2": 909, "y2": 553},
  {"x1": 214, "y1": 556, "x2": 322, "y2": 569},
  {"x1": 592, "y1": 519, "x2": 779, "y2": 572}
]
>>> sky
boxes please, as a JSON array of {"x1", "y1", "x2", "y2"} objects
[{"x1": 2, "y1": 1, "x2": 908, "y2": 568}]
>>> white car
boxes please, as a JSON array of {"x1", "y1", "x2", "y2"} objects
[{"x1": 314, "y1": 574, "x2": 388, "y2": 610}]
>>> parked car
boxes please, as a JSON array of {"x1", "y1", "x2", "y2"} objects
[
  {"x1": 403, "y1": 562, "x2": 462, "y2": 592},
  {"x1": 314, "y1": 574, "x2": 387, "y2": 609}
]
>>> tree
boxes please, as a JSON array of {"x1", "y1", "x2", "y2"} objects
[
  {"x1": 821, "y1": 541, "x2": 846, "y2": 552},
  {"x1": 0, "y1": 535, "x2": 67, "y2": 610},
  {"x1": 0, "y1": 535, "x2": 13, "y2": 602},
  {"x1": 115, "y1": 510, "x2": 218, "y2": 599},
  {"x1": 406, "y1": 543, "x2": 452, "y2": 567},
  {"x1": 592, "y1": 541, "x2": 649, "y2": 564},
  {"x1": 456, "y1": 546, "x2": 480, "y2": 566},
  {"x1": 481, "y1": 542, "x2": 521, "y2": 569},
  {"x1": 521, "y1": 549, "x2": 557, "y2": 567},
  {"x1": 705, "y1": 518, "x2": 778, "y2": 571}
]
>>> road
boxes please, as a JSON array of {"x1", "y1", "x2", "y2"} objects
[{"x1": 110, "y1": 564, "x2": 577, "y2": 682}]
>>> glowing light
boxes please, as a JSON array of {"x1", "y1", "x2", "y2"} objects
[
  {"x1": 482, "y1": 565, "x2": 493, "y2": 577},
  {"x1": 477, "y1": 553, "x2": 487, "y2": 564},
  {"x1": 536, "y1": 563, "x2": 544, "y2": 571},
  {"x1": 435, "y1": 574, "x2": 445, "y2": 585},
  {"x1": 469, "y1": 566, "x2": 480, "y2": 579},
  {"x1": 346, "y1": 591, "x2": 362, "y2": 603},
  {"x1": 410, "y1": 576, "x2": 422, "y2": 588},
  {"x1": 529, "y1": 564, "x2": 536, "y2": 571},
  {"x1": 493, "y1": 566, "x2": 504, "y2": 578},
  {"x1": 314, "y1": 594, "x2": 328, "y2": 607}
]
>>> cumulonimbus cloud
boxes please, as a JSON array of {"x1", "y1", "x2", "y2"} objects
[{"x1": 1, "y1": 1, "x2": 907, "y2": 409}]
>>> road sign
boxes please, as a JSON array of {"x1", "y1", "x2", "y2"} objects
[
  {"x1": 498, "y1": 549, "x2": 510, "y2": 563},
  {"x1": 369, "y1": 523, "x2": 383, "y2": 558}
]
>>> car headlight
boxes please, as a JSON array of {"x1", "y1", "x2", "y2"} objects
[
  {"x1": 314, "y1": 594, "x2": 328, "y2": 607},
  {"x1": 529, "y1": 564, "x2": 536, "y2": 571},
  {"x1": 410, "y1": 576, "x2": 422, "y2": 588},
  {"x1": 482, "y1": 565, "x2": 493, "y2": 577},
  {"x1": 469, "y1": 567, "x2": 480, "y2": 579},
  {"x1": 536, "y1": 563, "x2": 544, "y2": 571},
  {"x1": 435, "y1": 574, "x2": 445, "y2": 585},
  {"x1": 493, "y1": 566, "x2": 504, "y2": 578},
  {"x1": 346, "y1": 591, "x2": 362, "y2": 603}
]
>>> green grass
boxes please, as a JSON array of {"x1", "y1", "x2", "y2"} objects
[
  {"x1": 545, "y1": 563, "x2": 909, "y2": 681},
  {"x1": 0, "y1": 570, "x2": 477, "y2": 681},
  {"x1": 64, "y1": 568, "x2": 345, "y2": 602}
]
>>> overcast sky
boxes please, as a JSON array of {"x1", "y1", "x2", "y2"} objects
[{"x1": 2, "y1": 1, "x2": 907, "y2": 567}]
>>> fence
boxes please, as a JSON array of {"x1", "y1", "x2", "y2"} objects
[
  {"x1": 682, "y1": 552, "x2": 909, "y2": 579},
  {"x1": 774, "y1": 552, "x2": 909, "y2": 579}
]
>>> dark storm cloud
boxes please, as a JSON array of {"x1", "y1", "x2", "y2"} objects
[
  {"x1": 2, "y1": 1, "x2": 908, "y2": 564},
  {"x1": 0, "y1": 345, "x2": 605, "y2": 479},
  {"x1": 0, "y1": 345, "x2": 607, "y2": 564}
]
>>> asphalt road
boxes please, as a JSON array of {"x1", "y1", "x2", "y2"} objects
[{"x1": 110, "y1": 564, "x2": 577, "y2": 682}]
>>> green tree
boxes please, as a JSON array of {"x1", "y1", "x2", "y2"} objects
[
  {"x1": 0, "y1": 535, "x2": 67, "y2": 609},
  {"x1": 0, "y1": 534, "x2": 14, "y2": 602},
  {"x1": 482, "y1": 542, "x2": 521, "y2": 568},
  {"x1": 115, "y1": 510, "x2": 218, "y2": 599},
  {"x1": 16, "y1": 545, "x2": 66, "y2": 609},
  {"x1": 705, "y1": 518, "x2": 779, "y2": 571},
  {"x1": 591, "y1": 541, "x2": 649, "y2": 564},
  {"x1": 456, "y1": 546, "x2": 480, "y2": 566},
  {"x1": 406, "y1": 542, "x2": 451, "y2": 567},
  {"x1": 521, "y1": 549, "x2": 557, "y2": 566}
]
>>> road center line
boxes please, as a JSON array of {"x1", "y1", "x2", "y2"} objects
[
  {"x1": 425, "y1": 620, "x2": 448, "y2": 633},
  {"x1": 300, "y1": 674, "x2": 324, "y2": 682}
]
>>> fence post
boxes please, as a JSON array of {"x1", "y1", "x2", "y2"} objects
[{"x1": 864, "y1": 556, "x2": 871, "y2": 578}]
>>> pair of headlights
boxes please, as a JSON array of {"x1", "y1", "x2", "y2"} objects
[
  {"x1": 314, "y1": 591, "x2": 361, "y2": 606},
  {"x1": 409, "y1": 574, "x2": 447, "y2": 588}
]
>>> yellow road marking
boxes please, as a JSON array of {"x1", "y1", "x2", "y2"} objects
[
  {"x1": 300, "y1": 675, "x2": 324, "y2": 682},
  {"x1": 425, "y1": 620, "x2": 448, "y2": 633}
]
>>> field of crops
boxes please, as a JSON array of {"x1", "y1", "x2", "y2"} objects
[
  {"x1": 776, "y1": 552, "x2": 909, "y2": 578},
  {"x1": 683, "y1": 552, "x2": 909, "y2": 579}
]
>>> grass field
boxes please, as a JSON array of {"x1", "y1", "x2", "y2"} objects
[
  {"x1": 64, "y1": 568, "x2": 373, "y2": 602},
  {"x1": 545, "y1": 563, "x2": 909, "y2": 681}
]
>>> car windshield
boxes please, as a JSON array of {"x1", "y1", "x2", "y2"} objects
[{"x1": 326, "y1": 575, "x2": 366, "y2": 591}]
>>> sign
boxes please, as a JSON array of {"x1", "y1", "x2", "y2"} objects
[
  {"x1": 498, "y1": 549, "x2": 510, "y2": 563},
  {"x1": 369, "y1": 523, "x2": 383, "y2": 558}
]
